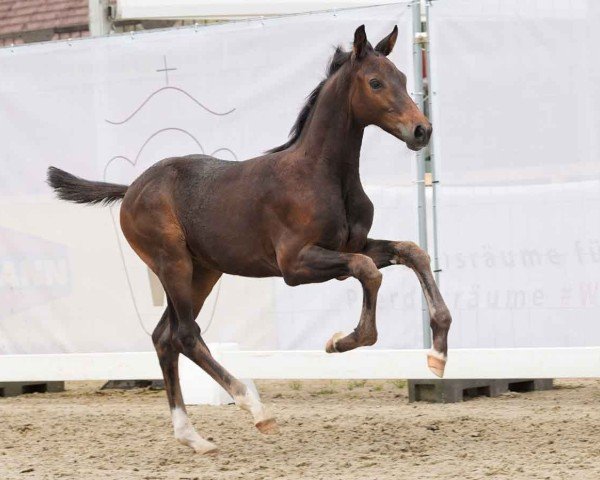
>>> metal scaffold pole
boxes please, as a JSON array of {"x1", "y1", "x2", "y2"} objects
[
  {"x1": 412, "y1": 0, "x2": 431, "y2": 349},
  {"x1": 425, "y1": 0, "x2": 442, "y2": 287}
]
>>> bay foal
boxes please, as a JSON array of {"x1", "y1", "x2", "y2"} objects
[{"x1": 48, "y1": 26, "x2": 451, "y2": 454}]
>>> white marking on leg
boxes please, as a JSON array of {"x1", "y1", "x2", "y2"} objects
[
  {"x1": 171, "y1": 407, "x2": 217, "y2": 454},
  {"x1": 234, "y1": 389, "x2": 272, "y2": 425},
  {"x1": 428, "y1": 348, "x2": 447, "y2": 361}
]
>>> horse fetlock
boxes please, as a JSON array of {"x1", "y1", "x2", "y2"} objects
[
  {"x1": 234, "y1": 390, "x2": 275, "y2": 427},
  {"x1": 171, "y1": 408, "x2": 218, "y2": 454}
]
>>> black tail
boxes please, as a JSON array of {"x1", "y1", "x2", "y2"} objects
[{"x1": 47, "y1": 166, "x2": 128, "y2": 206}]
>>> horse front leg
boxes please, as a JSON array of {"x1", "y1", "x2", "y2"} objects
[
  {"x1": 278, "y1": 245, "x2": 382, "y2": 353},
  {"x1": 362, "y1": 239, "x2": 452, "y2": 378}
]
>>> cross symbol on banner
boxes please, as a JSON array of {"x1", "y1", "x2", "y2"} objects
[{"x1": 156, "y1": 55, "x2": 178, "y2": 85}]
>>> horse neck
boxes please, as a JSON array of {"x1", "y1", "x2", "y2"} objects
[{"x1": 294, "y1": 74, "x2": 364, "y2": 183}]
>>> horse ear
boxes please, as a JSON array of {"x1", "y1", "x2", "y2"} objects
[
  {"x1": 375, "y1": 25, "x2": 398, "y2": 56},
  {"x1": 353, "y1": 25, "x2": 370, "y2": 60}
]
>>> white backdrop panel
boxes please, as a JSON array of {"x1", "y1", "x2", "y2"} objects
[
  {"x1": 430, "y1": 0, "x2": 600, "y2": 348},
  {"x1": 0, "y1": 4, "x2": 423, "y2": 354}
]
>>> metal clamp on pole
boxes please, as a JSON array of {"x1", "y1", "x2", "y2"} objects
[{"x1": 415, "y1": 32, "x2": 428, "y2": 45}]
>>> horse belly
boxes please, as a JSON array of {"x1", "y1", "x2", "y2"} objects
[{"x1": 185, "y1": 213, "x2": 281, "y2": 277}]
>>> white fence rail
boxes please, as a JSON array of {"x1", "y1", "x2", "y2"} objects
[{"x1": 1, "y1": 348, "x2": 599, "y2": 382}]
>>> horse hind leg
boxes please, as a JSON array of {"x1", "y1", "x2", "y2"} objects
[
  {"x1": 181, "y1": 326, "x2": 278, "y2": 435},
  {"x1": 152, "y1": 306, "x2": 218, "y2": 454},
  {"x1": 123, "y1": 192, "x2": 230, "y2": 452},
  {"x1": 189, "y1": 267, "x2": 277, "y2": 434},
  {"x1": 161, "y1": 259, "x2": 278, "y2": 439}
]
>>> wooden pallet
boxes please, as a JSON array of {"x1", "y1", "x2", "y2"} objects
[
  {"x1": 0, "y1": 381, "x2": 65, "y2": 398},
  {"x1": 101, "y1": 379, "x2": 164, "y2": 390},
  {"x1": 408, "y1": 378, "x2": 553, "y2": 403}
]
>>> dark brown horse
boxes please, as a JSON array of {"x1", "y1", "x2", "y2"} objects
[{"x1": 47, "y1": 25, "x2": 451, "y2": 454}]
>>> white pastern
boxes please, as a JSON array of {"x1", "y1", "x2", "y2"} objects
[
  {"x1": 171, "y1": 407, "x2": 217, "y2": 454},
  {"x1": 234, "y1": 390, "x2": 272, "y2": 425},
  {"x1": 428, "y1": 348, "x2": 447, "y2": 361}
]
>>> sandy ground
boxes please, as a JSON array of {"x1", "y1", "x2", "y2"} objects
[{"x1": 1, "y1": 379, "x2": 599, "y2": 480}]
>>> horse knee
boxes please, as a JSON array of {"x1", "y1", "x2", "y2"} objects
[
  {"x1": 349, "y1": 255, "x2": 382, "y2": 288},
  {"x1": 394, "y1": 241, "x2": 430, "y2": 268}
]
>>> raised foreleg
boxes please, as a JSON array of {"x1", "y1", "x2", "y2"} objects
[
  {"x1": 362, "y1": 239, "x2": 452, "y2": 377},
  {"x1": 278, "y1": 244, "x2": 382, "y2": 353}
]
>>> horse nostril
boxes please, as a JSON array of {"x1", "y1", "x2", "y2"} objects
[{"x1": 414, "y1": 124, "x2": 426, "y2": 141}]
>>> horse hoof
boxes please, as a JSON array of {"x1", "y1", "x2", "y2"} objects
[
  {"x1": 190, "y1": 440, "x2": 219, "y2": 455},
  {"x1": 202, "y1": 445, "x2": 220, "y2": 456},
  {"x1": 255, "y1": 418, "x2": 279, "y2": 435},
  {"x1": 325, "y1": 332, "x2": 345, "y2": 353},
  {"x1": 427, "y1": 353, "x2": 446, "y2": 378}
]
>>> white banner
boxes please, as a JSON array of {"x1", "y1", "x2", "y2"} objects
[
  {"x1": 0, "y1": 3, "x2": 423, "y2": 354},
  {"x1": 430, "y1": 0, "x2": 600, "y2": 348}
]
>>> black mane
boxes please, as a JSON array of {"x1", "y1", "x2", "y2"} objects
[{"x1": 267, "y1": 46, "x2": 352, "y2": 153}]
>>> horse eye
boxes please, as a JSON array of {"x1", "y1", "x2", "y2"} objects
[{"x1": 369, "y1": 79, "x2": 383, "y2": 90}]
